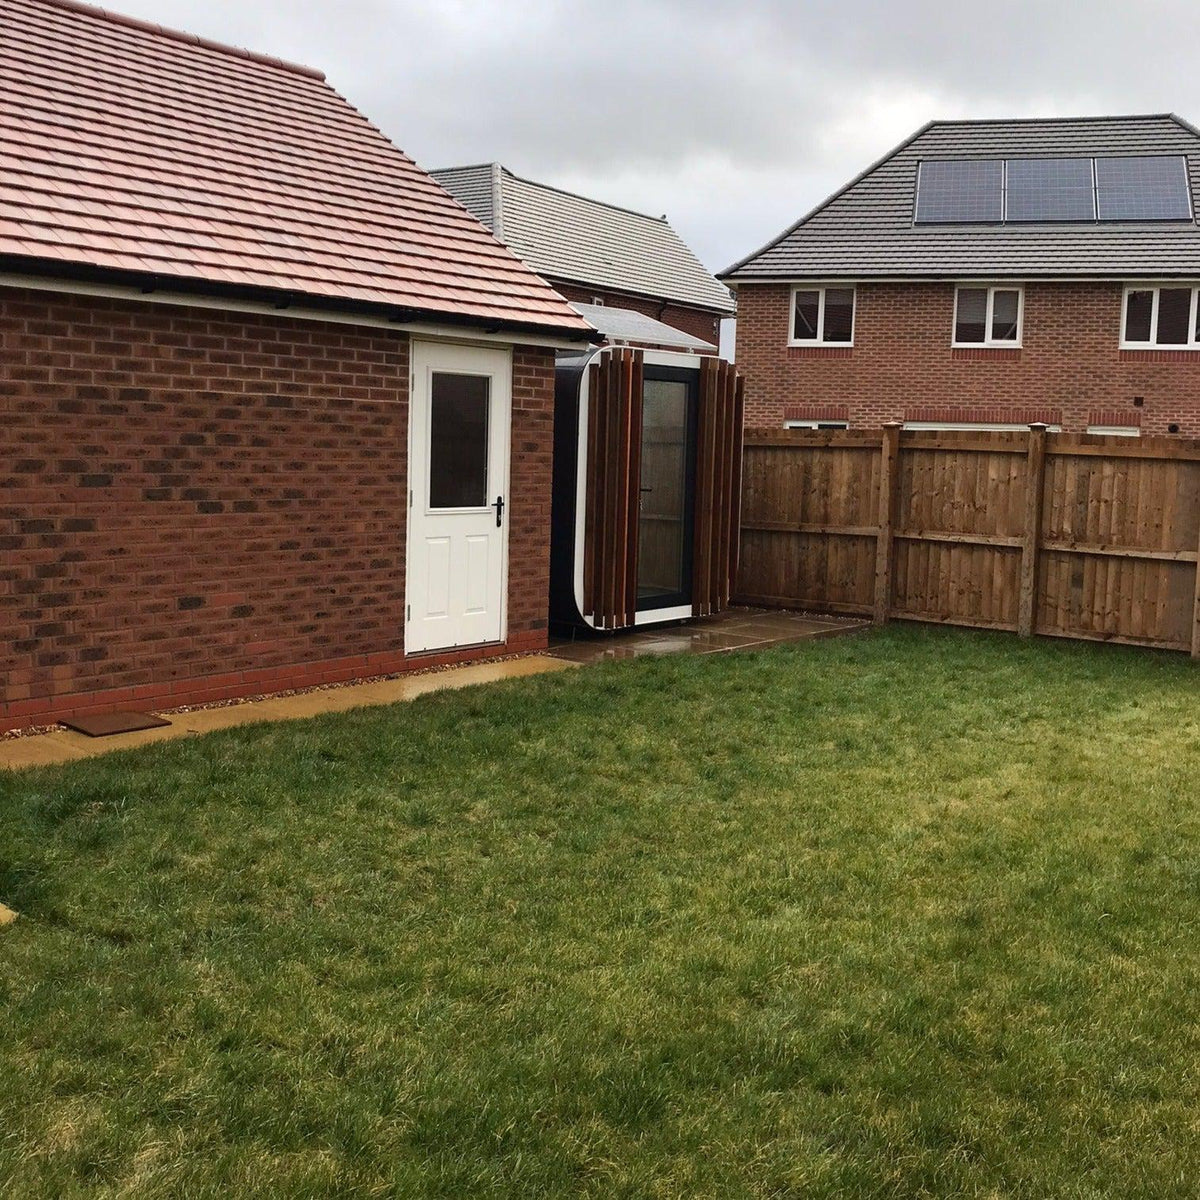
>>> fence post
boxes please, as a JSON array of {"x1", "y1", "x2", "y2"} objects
[
  {"x1": 874, "y1": 423, "x2": 902, "y2": 624},
  {"x1": 1018, "y1": 423, "x2": 1049, "y2": 638}
]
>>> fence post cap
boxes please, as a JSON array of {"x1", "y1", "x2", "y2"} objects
[{"x1": 1028, "y1": 422, "x2": 1051, "y2": 431}]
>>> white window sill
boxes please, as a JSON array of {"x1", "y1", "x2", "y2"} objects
[{"x1": 951, "y1": 341, "x2": 1023, "y2": 350}]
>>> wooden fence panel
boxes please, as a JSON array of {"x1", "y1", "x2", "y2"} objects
[
  {"x1": 1037, "y1": 439, "x2": 1200, "y2": 649},
  {"x1": 736, "y1": 427, "x2": 1200, "y2": 655},
  {"x1": 738, "y1": 430, "x2": 880, "y2": 613},
  {"x1": 890, "y1": 433, "x2": 1028, "y2": 631}
]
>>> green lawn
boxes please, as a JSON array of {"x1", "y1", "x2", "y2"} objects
[{"x1": 3, "y1": 627, "x2": 1200, "y2": 1198}]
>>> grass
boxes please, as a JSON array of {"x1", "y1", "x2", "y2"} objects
[{"x1": 2, "y1": 625, "x2": 1200, "y2": 1197}]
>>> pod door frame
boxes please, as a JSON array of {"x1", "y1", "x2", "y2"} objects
[{"x1": 549, "y1": 345, "x2": 744, "y2": 633}]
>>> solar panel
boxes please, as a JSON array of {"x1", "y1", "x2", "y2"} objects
[
  {"x1": 1095, "y1": 156, "x2": 1191, "y2": 221},
  {"x1": 1006, "y1": 157, "x2": 1096, "y2": 222},
  {"x1": 915, "y1": 160, "x2": 1004, "y2": 223}
]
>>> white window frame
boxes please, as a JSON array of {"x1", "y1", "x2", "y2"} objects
[
  {"x1": 784, "y1": 419, "x2": 850, "y2": 430},
  {"x1": 787, "y1": 284, "x2": 856, "y2": 347},
  {"x1": 903, "y1": 421, "x2": 1062, "y2": 433},
  {"x1": 1087, "y1": 425, "x2": 1140, "y2": 437},
  {"x1": 952, "y1": 284, "x2": 1024, "y2": 348},
  {"x1": 1120, "y1": 284, "x2": 1200, "y2": 350}
]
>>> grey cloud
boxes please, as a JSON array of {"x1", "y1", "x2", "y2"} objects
[{"x1": 98, "y1": 1, "x2": 1200, "y2": 271}]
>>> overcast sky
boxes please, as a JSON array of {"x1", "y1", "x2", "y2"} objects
[{"x1": 110, "y1": 0, "x2": 1200, "y2": 273}]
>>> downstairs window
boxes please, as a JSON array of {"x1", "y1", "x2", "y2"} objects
[{"x1": 903, "y1": 421, "x2": 1062, "y2": 433}]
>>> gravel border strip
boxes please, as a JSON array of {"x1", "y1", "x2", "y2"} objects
[{"x1": 1, "y1": 649, "x2": 537, "y2": 742}]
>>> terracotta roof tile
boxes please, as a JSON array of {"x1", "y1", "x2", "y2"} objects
[{"x1": 0, "y1": 0, "x2": 592, "y2": 335}]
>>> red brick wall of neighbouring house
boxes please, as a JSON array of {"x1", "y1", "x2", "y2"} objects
[
  {"x1": 0, "y1": 286, "x2": 557, "y2": 731},
  {"x1": 735, "y1": 280, "x2": 1200, "y2": 434},
  {"x1": 550, "y1": 280, "x2": 725, "y2": 348}
]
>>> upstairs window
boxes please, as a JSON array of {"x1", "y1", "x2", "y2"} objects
[
  {"x1": 954, "y1": 286, "x2": 1023, "y2": 347},
  {"x1": 1122, "y1": 286, "x2": 1200, "y2": 348},
  {"x1": 790, "y1": 286, "x2": 855, "y2": 345}
]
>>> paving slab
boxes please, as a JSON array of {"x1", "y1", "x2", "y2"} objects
[{"x1": 547, "y1": 607, "x2": 866, "y2": 666}]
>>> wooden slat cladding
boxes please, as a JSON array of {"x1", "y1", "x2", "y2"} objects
[
  {"x1": 583, "y1": 348, "x2": 641, "y2": 629},
  {"x1": 737, "y1": 427, "x2": 1200, "y2": 655},
  {"x1": 583, "y1": 349, "x2": 745, "y2": 630},
  {"x1": 693, "y1": 357, "x2": 745, "y2": 616}
]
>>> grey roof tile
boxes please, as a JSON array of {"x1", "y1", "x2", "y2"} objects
[
  {"x1": 723, "y1": 115, "x2": 1200, "y2": 281},
  {"x1": 432, "y1": 163, "x2": 735, "y2": 314}
]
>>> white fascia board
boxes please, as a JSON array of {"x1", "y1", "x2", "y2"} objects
[{"x1": 0, "y1": 271, "x2": 594, "y2": 351}]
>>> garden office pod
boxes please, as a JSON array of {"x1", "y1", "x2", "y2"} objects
[{"x1": 550, "y1": 345, "x2": 745, "y2": 632}]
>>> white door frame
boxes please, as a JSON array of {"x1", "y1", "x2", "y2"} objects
[{"x1": 405, "y1": 339, "x2": 512, "y2": 654}]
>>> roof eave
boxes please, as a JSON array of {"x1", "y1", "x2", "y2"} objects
[
  {"x1": 726, "y1": 268, "x2": 1200, "y2": 283},
  {"x1": 0, "y1": 256, "x2": 602, "y2": 342}
]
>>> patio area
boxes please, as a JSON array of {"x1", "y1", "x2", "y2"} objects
[{"x1": 545, "y1": 607, "x2": 865, "y2": 664}]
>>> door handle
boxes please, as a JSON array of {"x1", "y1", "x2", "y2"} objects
[{"x1": 493, "y1": 495, "x2": 505, "y2": 528}]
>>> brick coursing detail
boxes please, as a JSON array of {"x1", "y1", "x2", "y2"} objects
[
  {"x1": 736, "y1": 281, "x2": 1200, "y2": 434},
  {"x1": 550, "y1": 281, "x2": 724, "y2": 348},
  {"x1": 1088, "y1": 408, "x2": 1142, "y2": 427},
  {"x1": 0, "y1": 287, "x2": 556, "y2": 730}
]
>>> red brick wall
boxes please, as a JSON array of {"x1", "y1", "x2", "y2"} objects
[
  {"x1": 0, "y1": 287, "x2": 556, "y2": 731},
  {"x1": 550, "y1": 280, "x2": 724, "y2": 348},
  {"x1": 736, "y1": 280, "x2": 1200, "y2": 434},
  {"x1": 507, "y1": 344, "x2": 556, "y2": 643}
]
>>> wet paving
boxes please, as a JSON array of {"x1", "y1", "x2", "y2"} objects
[{"x1": 545, "y1": 607, "x2": 867, "y2": 664}]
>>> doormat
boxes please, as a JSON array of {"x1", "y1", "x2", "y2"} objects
[{"x1": 60, "y1": 711, "x2": 171, "y2": 738}]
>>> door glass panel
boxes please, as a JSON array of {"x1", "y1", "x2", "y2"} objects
[
  {"x1": 429, "y1": 372, "x2": 489, "y2": 508},
  {"x1": 638, "y1": 380, "x2": 688, "y2": 601}
]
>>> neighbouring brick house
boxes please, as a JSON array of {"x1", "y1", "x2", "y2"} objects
[
  {"x1": 722, "y1": 115, "x2": 1200, "y2": 435},
  {"x1": 0, "y1": 0, "x2": 597, "y2": 732},
  {"x1": 431, "y1": 163, "x2": 735, "y2": 348}
]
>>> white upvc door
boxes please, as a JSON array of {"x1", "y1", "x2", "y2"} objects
[{"x1": 406, "y1": 341, "x2": 511, "y2": 653}]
